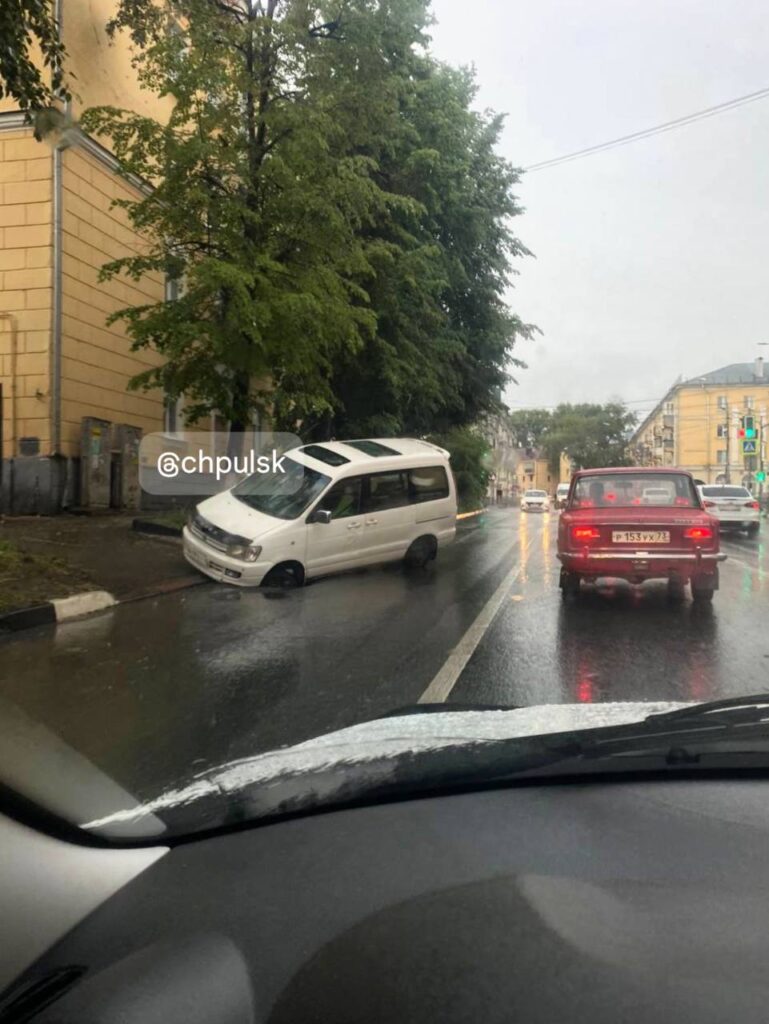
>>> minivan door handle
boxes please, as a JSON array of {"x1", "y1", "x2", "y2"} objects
[
  {"x1": 347, "y1": 521, "x2": 362, "y2": 530},
  {"x1": 365, "y1": 518, "x2": 378, "y2": 525}
]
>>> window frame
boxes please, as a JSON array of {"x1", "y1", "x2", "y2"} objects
[
  {"x1": 361, "y1": 469, "x2": 411, "y2": 514},
  {"x1": 407, "y1": 465, "x2": 450, "y2": 505}
]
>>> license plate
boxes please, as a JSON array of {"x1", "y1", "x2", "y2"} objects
[
  {"x1": 612, "y1": 531, "x2": 670, "y2": 544},
  {"x1": 723, "y1": 504, "x2": 740, "y2": 510}
]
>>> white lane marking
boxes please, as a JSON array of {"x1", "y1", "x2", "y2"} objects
[{"x1": 418, "y1": 529, "x2": 536, "y2": 704}]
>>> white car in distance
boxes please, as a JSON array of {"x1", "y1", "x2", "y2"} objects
[
  {"x1": 698, "y1": 484, "x2": 761, "y2": 536},
  {"x1": 521, "y1": 489, "x2": 550, "y2": 513}
]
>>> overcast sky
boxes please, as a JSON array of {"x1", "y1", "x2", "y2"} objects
[{"x1": 429, "y1": 0, "x2": 769, "y2": 421}]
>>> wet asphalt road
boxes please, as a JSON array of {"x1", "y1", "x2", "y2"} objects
[{"x1": 1, "y1": 509, "x2": 768, "y2": 800}]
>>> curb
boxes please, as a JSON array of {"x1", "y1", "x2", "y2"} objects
[
  {"x1": 0, "y1": 590, "x2": 115, "y2": 634},
  {"x1": 456, "y1": 509, "x2": 486, "y2": 521},
  {"x1": 132, "y1": 518, "x2": 184, "y2": 538},
  {"x1": 0, "y1": 576, "x2": 205, "y2": 635}
]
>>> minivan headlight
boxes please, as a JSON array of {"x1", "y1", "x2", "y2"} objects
[{"x1": 228, "y1": 543, "x2": 262, "y2": 562}]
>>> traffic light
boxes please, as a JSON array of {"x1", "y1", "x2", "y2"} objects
[
  {"x1": 739, "y1": 415, "x2": 757, "y2": 439},
  {"x1": 756, "y1": 471, "x2": 767, "y2": 483}
]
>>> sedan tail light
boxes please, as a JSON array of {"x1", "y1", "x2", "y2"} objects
[
  {"x1": 684, "y1": 526, "x2": 713, "y2": 541},
  {"x1": 572, "y1": 526, "x2": 601, "y2": 542},
  {"x1": 746, "y1": 501, "x2": 760, "y2": 510},
  {"x1": 703, "y1": 500, "x2": 716, "y2": 508}
]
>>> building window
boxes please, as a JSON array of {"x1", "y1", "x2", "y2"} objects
[
  {"x1": 717, "y1": 395, "x2": 727, "y2": 410},
  {"x1": 745, "y1": 396, "x2": 755, "y2": 410},
  {"x1": 716, "y1": 424, "x2": 728, "y2": 438},
  {"x1": 716, "y1": 449, "x2": 727, "y2": 465},
  {"x1": 664, "y1": 401, "x2": 674, "y2": 415},
  {"x1": 163, "y1": 395, "x2": 183, "y2": 434}
]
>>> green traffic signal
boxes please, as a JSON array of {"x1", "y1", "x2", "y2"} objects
[{"x1": 756, "y1": 471, "x2": 767, "y2": 482}]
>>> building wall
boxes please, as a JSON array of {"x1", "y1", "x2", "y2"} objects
[
  {"x1": 0, "y1": 130, "x2": 53, "y2": 460},
  {"x1": 59, "y1": 145, "x2": 165, "y2": 457},
  {"x1": 517, "y1": 457, "x2": 552, "y2": 493},
  {"x1": 632, "y1": 381, "x2": 769, "y2": 485}
]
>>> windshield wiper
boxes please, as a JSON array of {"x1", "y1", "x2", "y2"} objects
[
  {"x1": 645, "y1": 694, "x2": 769, "y2": 728},
  {"x1": 378, "y1": 703, "x2": 519, "y2": 718}
]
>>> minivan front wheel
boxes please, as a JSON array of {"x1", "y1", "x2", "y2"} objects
[
  {"x1": 404, "y1": 536, "x2": 437, "y2": 570},
  {"x1": 262, "y1": 562, "x2": 304, "y2": 588}
]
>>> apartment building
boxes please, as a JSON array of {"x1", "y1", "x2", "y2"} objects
[
  {"x1": 0, "y1": 0, "x2": 173, "y2": 513},
  {"x1": 629, "y1": 359, "x2": 769, "y2": 492}
]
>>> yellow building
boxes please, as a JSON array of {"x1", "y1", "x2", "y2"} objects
[
  {"x1": 516, "y1": 449, "x2": 554, "y2": 495},
  {"x1": 630, "y1": 360, "x2": 769, "y2": 493},
  {"x1": 0, "y1": 0, "x2": 174, "y2": 513}
]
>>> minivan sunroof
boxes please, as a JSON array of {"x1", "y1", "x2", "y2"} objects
[
  {"x1": 343, "y1": 440, "x2": 401, "y2": 457},
  {"x1": 300, "y1": 445, "x2": 350, "y2": 466}
]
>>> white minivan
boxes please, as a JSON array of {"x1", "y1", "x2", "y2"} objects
[{"x1": 183, "y1": 438, "x2": 457, "y2": 586}]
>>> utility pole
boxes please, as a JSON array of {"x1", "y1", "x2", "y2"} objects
[
  {"x1": 725, "y1": 402, "x2": 731, "y2": 483},
  {"x1": 760, "y1": 406, "x2": 767, "y2": 503}
]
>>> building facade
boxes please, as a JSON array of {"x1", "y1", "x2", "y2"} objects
[
  {"x1": 0, "y1": 0, "x2": 174, "y2": 513},
  {"x1": 480, "y1": 412, "x2": 521, "y2": 504},
  {"x1": 629, "y1": 360, "x2": 769, "y2": 493}
]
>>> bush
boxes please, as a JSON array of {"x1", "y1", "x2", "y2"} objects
[{"x1": 427, "y1": 427, "x2": 490, "y2": 513}]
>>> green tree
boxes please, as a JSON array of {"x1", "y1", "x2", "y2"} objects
[
  {"x1": 0, "y1": 0, "x2": 71, "y2": 135},
  {"x1": 302, "y1": 59, "x2": 535, "y2": 439},
  {"x1": 428, "y1": 426, "x2": 490, "y2": 513},
  {"x1": 82, "y1": 0, "x2": 430, "y2": 434},
  {"x1": 542, "y1": 402, "x2": 636, "y2": 473},
  {"x1": 508, "y1": 407, "x2": 552, "y2": 449}
]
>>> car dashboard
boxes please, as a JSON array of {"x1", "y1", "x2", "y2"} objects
[{"x1": 4, "y1": 776, "x2": 769, "y2": 1023}]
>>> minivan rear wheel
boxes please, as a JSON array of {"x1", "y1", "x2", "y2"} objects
[{"x1": 404, "y1": 536, "x2": 437, "y2": 570}]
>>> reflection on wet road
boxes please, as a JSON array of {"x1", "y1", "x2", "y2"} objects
[
  {"x1": 452, "y1": 515, "x2": 769, "y2": 707},
  {"x1": 1, "y1": 509, "x2": 768, "y2": 799}
]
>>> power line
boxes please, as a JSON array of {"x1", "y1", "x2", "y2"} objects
[{"x1": 524, "y1": 86, "x2": 769, "y2": 172}]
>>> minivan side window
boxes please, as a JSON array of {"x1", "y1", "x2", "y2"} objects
[
  {"x1": 363, "y1": 471, "x2": 410, "y2": 512},
  {"x1": 315, "y1": 477, "x2": 363, "y2": 519},
  {"x1": 408, "y1": 465, "x2": 449, "y2": 503}
]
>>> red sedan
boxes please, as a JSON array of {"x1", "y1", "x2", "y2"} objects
[{"x1": 557, "y1": 467, "x2": 726, "y2": 603}]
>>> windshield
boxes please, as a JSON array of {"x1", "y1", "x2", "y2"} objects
[
  {"x1": 1, "y1": 0, "x2": 769, "y2": 852},
  {"x1": 231, "y1": 458, "x2": 331, "y2": 519},
  {"x1": 701, "y1": 486, "x2": 751, "y2": 498},
  {"x1": 571, "y1": 473, "x2": 699, "y2": 508}
]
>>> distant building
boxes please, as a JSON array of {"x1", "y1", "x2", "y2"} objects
[
  {"x1": 479, "y1": 412, "x2": 520, "y2": 504},
  {"x1": 629, "y1": 359, "x2": 768, "y2": 492},
  {"x1": 515, "y1": 447, "x2": 553, "y2": 494}
]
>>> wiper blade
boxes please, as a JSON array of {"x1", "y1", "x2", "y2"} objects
[
  {"x1": 378, "y1": 703, "x2": 519, "y2": 718},
  {"x1": 645, "y1": 694, "x2": 769, "y2": 728}
]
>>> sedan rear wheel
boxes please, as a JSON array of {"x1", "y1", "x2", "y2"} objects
[
  {"x1": 747, "y1": 522, "x2": 760, "y2": 536},
  {"x1": 691, "y1": 577, "x2": 715, "y2": 604},
  {"x1": 560, "y1": 570, "x2": 581, "y2": 600},
  {"x1": 667, "y1": 578, "x2": 686, "y2": 602}
]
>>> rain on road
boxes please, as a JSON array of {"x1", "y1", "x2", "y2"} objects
[{"x1": 1, "y1": 509, "x2": 768, "y2": 802}]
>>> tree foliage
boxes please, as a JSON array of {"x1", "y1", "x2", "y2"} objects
[
  {"x1": 304, "y1": 60, "x2": 535, "y2": 439},
  {"x1": 508, "y1": 407, "x2": 552, "y2": 449},
  {"x1": 428, "y1": 426, "x2": 490, "y2": 513},
  {"x1": 0, "y1": 0, "x2": 71, "y2": 134},
  {"x1": 542, "y1": 403, "x2": 636, "y2": 472},
  {"x1": 80, "y1": 0, "x2": 533, "y2": 435}
]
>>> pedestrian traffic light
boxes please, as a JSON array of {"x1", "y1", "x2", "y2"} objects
[{"x1": 756, "y1": 471, "x2": 767, "y2": 482}]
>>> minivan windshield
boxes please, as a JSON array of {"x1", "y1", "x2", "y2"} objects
[{"x1": 232, "y1": 458, "x2": 331, "y2": 519}]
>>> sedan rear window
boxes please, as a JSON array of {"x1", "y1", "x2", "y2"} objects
[
  {"x1": 701, "y1": 486, "x2": 751, "y2": 498},
  {"x1": 572, "y1": 473, "x2": 698, "y2": 508}
]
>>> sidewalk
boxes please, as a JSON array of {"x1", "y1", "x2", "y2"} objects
[{"x1": 0, "y1": 514, "x2": 197, "y2": 616}]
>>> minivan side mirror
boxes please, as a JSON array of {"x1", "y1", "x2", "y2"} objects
[{"x1": 308, "y1": 509, "x2": 332, "y2": 525}]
